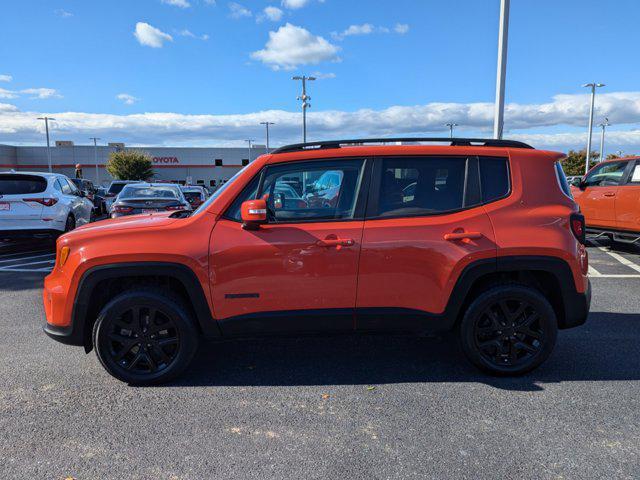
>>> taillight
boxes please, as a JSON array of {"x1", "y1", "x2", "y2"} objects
[
  {"x1": 113, "y1": 205, "x2": 133, "y2": 213},
  {"x1": 570, "y1": 213, "x2": 586, "y2": 244},
  {"x1": 165, "y1": 205, "x2": 184, "y2": 211},
  {"x1": 24, "y1": 197, "x2": 58, "y2": 207}
]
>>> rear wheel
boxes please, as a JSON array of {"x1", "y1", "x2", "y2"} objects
[
  {"x1": 93, "y1": 290, "x2": 199, "y2": 385},
  {"x1": 459, "y1": 285, "x2": 557, "y2": 376}
]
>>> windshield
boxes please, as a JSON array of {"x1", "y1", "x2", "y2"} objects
[
  {"x1": 108, "y1": 182, "x2": 128, "y2": 195},
  {"x1": 119, "y1": 185, "x2": 180, "y2": 199},
  {"x1": 193, "y1": 165, "x2": 249, "y2": 215}
]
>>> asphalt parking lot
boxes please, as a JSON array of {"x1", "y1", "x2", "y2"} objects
[{"x1": 0, "y1": 238, "x2": 639, "y2": 479}]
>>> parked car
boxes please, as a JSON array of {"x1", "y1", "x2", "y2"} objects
[
  {"x1": 110, "y1": 183, "x2": 191, "y2": 218},
  {"x1": 572, "y1": 156, "x2": 640, "y2": 245},
  {"x1": 104, "y1": 180, "x2": 140, "y2": 211},
  {"x1": 0, "y1": 171, "x2": 93, "y2": 240},
  {"x1": 71, "y1": 178, "x2": 107, "y2": 216},
  {"x1": 565, "y1": 175, "x2": 582, "y2": 187},
  {"x1": 44, "y1": 137, "x2": 590, "y2": 385},
  {"x1": 180, "y1": 185, "x2": 209, "y2": 209}
]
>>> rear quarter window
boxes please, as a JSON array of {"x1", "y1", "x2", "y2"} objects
[
  {"x1": 0, "y1": 174, "x2": 47, "y2": 194},
  {"x1": 554, "y1": 161, "x2": 573, "y2": 199},
  {"x1": 479, "y1": 157, "x2": 510, "y2": 202}
]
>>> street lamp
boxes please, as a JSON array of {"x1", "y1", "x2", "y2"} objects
[
  {"x1": 597, "y1": 118, "x2": 610, "y2": 163},
  {"x1": 89, "y1": 137, "x2": 101, "y2": 185},
  {"x1": 583, "y1": 82, "x2": 605, "y2": 174},
  {"x1": 37, "y1": 117, "x2": 55, "y2": 172},
  {"x1": 260, "y1": 122, "x2": 275, "y2": 151},
  {"x1": 445, "y1": 122, "x2": 458, "y2": 139},
  {"x1": 292, "y1": 76, "x2": 316, "y2": 143},
  {"x1": 493, "y1": 0, "x2": 510, "y2": 139},
  {"x1": 245, "y1": 139, "x2": 254, "y2": 163}
]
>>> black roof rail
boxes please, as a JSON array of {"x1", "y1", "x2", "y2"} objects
[{"x1": 271, "y1": 137, "x2": 534, "y2": 154}]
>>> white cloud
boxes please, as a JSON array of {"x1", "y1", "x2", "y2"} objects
[
  {"x1": 281, "y1": 0, "x2": 313, "y2": 9},
  {"x1": 179, "y1": 29, "x2": 209, "y2": 40},
  {"x1": 0, "y1": 103, "x2": 18, "y2": 112},
  {"x1": 312, "y1": 71, "x2": 336, "y2": 79},
  {"x1": 251, "y1": 23, "x2": 340, "y2": 70},
  {"x1": 116, "y1": 93, "x2": 139, "y2": 105},
  {"x1": 1, "y1": 91, "x2": 640, "y2": 152},
  {"x1": 21, "y1": 88, "x2": 62, "y2": 99},
  {"x1": 134, "y1": 22, "x2": 173, "y2": 48},
  {"x1": 54, "y1": 9, "x2": 73, "y2": 18},
  {"x1": 0, "y1": 88, "x2": 18, "y2": 99},
  {"x1": 0, "y1": 75, "x2": 13, "y2": 83},
  {"x1": 228, "y1": 2, "x2": 252, "y2": 18},
  {"x1": 258, "y1": 6, "x2": 284, "y2": 22},
  {"x1": 332, "y1": 23, "x2": 410, "y2": 40},
  {"x1": 161, "y1": 0, "x2": 191, "y2": 7}
]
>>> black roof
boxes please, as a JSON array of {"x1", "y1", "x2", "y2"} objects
[{"x1": 271, "y1": 137, "x2": 534, "y2": 154}]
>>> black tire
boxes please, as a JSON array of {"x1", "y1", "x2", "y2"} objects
[
  {"x1": 92, "y1": 289, "x2": 199, "y2": 385},
  {"x1": 459, "y1": 284, "x2": 557, "y2": 376},
  {"x1": 64, "y1": 214, "x2": 76, "y2": 232}
]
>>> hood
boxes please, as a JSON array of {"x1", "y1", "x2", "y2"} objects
[{"x1": 71, "y1": 212, "x2": 178, "y2": 236}]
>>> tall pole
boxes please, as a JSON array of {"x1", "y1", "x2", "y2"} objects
[
  {"x1": 583, "y1": 83, "x2": 605, "y2": 175},
  {"x1": 37, "y1": 117, "x2": 55, "y2": 172},
  {"x1": 598, "y1": 118, "x2": 609, "y2": 163},
  {"x1": 445, "y1": 122, "x2": 458, "y2": 139},
  {"x1": 260, "y1": 122, "x2": 275, "y2": 151},
  {"x1": 245, "y1": 139, "x2": 253, "y2": 163},
  {"x1": 89, "y1": 137, "x2": 101, "y2": 185},
  {"x1": 493, "y1": 0, "x2": 510, "y2": 139},
  {"x1": 292, "y1": 75, "x2": 316, "y2": 143}
]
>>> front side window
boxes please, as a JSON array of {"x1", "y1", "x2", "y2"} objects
[
  {"x1": 376, "y1": 157, "x2": 467, "y2": 217},
  {"x1": 261, "y1": 161, "x2": 364, "y2": 222},
  {"x1": 583, "y1": 161, "x2": 628, "y2": 187}
]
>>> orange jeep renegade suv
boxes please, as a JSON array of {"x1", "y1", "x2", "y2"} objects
[
  {"x1": 43, "y1": 138, "x2": 591, "y2": 384},
  {"x1": 572, "y1": 156, "x2": 640, "y2": 245}
]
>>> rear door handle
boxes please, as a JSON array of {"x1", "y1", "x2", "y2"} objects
[
  {"x1": 603, "y1": 192, "x2": 616, "y2": 197},
  {"x1": 317, "y1": 238, "x2": 355, "y2": 247},
  {"x1": 444, "y1": 231, "x2": 483, "y2": 241}
]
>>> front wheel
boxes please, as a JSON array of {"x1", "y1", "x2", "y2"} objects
[
  {"x1": 459, "y1": 285, "x2": 558, "y2": 376},
  {"x1": 93, "y1": 289, "x2": 199, "y2": 385}
]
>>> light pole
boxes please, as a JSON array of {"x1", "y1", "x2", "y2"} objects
[
  {"x1": 583, "y1": 82, "x2": 605, "y2": 174},
  {"x1": 260, "y1": 122, "x2": 275, "y2": 151},
  {"x1": 597, "y1": 118, "x2": 610, "y2": 163},
  {"x1": 292, "y1": 75, "x2": 316, "y2": 143},
  {"x1": 89, "y1": 137, "x2": 101, "y2": 185},
  {"x1": 245, "y1": 139, "x2": 254, "y2": 163},
  {"x1": 493, "y1": 0, "x2": 510, "y2": 139},
  {"x1": 445, "y1": 122, "x2": 458, "y2": 139},
  {"x1": 37, "y1": 116, "x2": 55, "y2": 172}
]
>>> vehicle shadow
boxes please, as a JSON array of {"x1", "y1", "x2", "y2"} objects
[{"x1": 167, "y1": 311, "x2": 640, "y2": 391}]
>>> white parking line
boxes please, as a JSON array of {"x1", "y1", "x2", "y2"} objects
[
  {"x1": 597, "y1": 246, "x2": 640, "y2": 274},
  {"x1": 0, "y1": 249, "x2": 51, "y2": 259},
  {"x1": 588, "y1": 265, "x2": 602, "y2": 277}
]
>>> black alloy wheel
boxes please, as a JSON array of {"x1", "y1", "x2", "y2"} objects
[
  {"x1": 460, "y1": 285, "x2": 557, "y2": 376},
  {"x1": 93, "y1": 290, "x2": 198, "y2": 385}
]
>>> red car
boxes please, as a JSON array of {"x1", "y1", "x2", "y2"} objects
[{"x1": 43, "y1": 138, "x2": 590, "y2": 384}]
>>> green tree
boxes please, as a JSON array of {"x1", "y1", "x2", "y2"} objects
[
  {"x1": 106, "y1": 150, "x2": 154, "y2": 181},
  {"x1": 560, "y1": 149, "x2": 599, "y2": 176}
]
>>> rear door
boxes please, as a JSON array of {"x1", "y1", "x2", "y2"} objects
[
  {"x1": 615, "y1": 159, "x2": 640, "y2": 232},
  {"x1": 576, "y1": 160, "x2": 629, "y2": 229},
  {"x1": 0, "y1": 174, "x2": 47, "y2": 228},
  {"x1": 355, "y1": 155, "x2": 498, "y2": 331}
]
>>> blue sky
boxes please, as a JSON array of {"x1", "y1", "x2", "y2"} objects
[{"x1": 1, "y1": 0, "x2": 639, "y2": 152}]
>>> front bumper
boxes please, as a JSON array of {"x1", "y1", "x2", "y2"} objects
[{"x1": 43, "y1": 268, "x2": 85, "y2": 347}]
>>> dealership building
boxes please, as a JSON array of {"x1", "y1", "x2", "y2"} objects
[{"x1": 0, "y1": 142, "x2": 267, "y2": 189}]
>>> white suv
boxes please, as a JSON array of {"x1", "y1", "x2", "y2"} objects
[{"x1": 0, "y1": 172, "x2": 94, "y2": 239}]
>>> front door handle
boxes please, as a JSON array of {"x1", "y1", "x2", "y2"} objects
[
  {"x1": 316, "y1": 238, "x2": 355, "y2": 247},
  {"x1": 603, "y1": 192, "x2": 616, "y2": 197},
  {"x1": 444, "y1": 231, "x2": 483, "y2": 241}
]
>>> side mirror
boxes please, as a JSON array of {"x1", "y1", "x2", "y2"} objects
[
  {"x1": 241, "y1": 199, "x2": 267, "y2": 230},
  {"x1": 578, "y1": 180, "x2": 587, "y2": 191}
]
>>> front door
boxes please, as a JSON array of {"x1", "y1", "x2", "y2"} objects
[
  {"x1": 575, "y1": 160, "x2": 629, "y2": 229},
  {"x1": 615, "y1": 160, "x2": 640, "y2": 232},
  {"x1": 209, "y1": 158, "x2": 369, "y2": 335}
]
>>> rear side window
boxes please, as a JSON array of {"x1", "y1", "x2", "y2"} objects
[
  {"x1": 108, "y1": 183, "x2": 127, "y2": 195},
  {"x1": 480, "y1": 157, "x2": 510, "y2": 202},
  {"x1": 0, "y1": 174, "x2": 47, "y2": 195},
  {"x1": 376, "y1": 157, "x2": 467, "y2": 217}
]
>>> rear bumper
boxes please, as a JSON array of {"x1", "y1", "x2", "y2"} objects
[{"x1": 560, "y1": 278, "x2": 591, "y2": 329}]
